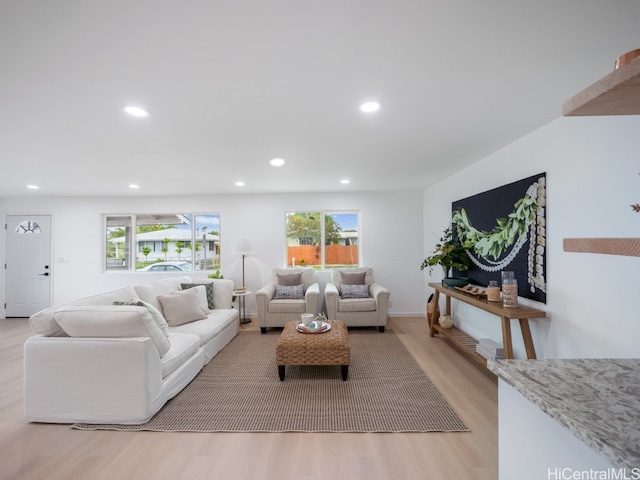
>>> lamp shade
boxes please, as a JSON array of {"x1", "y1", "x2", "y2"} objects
[{"x1": 232, "y1": 238, "x2": 254, "y2": 255}]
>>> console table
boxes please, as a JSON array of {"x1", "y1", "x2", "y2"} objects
[{"x1": 427, "y1": 282, "x2": 547, "y2": 365}]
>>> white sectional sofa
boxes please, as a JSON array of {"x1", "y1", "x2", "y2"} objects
[{"x1": 24, "y1": 276, "x2": 238, "y2": 424}]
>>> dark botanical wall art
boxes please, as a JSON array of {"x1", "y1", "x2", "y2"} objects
[{"x1": 451, "y1": 173, "x2": 547, "y2": 304}]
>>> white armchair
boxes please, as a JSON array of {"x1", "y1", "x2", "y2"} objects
[
  {"x1": 255, "y1": 268, "x2": 320, "y2": 333},
  {"x1": 324, "y1": 267, "x2": 390, "y2": 332}
]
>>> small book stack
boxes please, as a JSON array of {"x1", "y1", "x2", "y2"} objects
[{"x1": 476, "y1": 338, "x2": 504, "y2": 360}]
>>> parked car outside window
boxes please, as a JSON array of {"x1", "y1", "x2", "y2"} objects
[{"x1": 137, "y1": 261, "x2": 193, "y2": 272}]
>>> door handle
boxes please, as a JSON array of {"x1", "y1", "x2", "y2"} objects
[{"x1": 39, "y1": 272, "x2": 49, "y2": 276}]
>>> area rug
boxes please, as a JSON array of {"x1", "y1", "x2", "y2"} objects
[{"x1": 74, "y1": 330, "x2": 469, "y2": 433}]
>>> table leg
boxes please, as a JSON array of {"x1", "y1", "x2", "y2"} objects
[
  {"x1": 519, "y1": 318, "x2": 537, "y2": 359},
  {"x1": 428, "y1": 291, "x2": 440, "y2": 337},
  {"x1": 501, "y1": 316, "x2": 514, "y2": 359},
  {"x1": 240, "y1": 295, "x2": 251, "y2": 324}
]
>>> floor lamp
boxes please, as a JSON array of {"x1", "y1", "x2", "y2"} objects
[{"x1": 232, "y1": 239, "x2": 254, "y2": 323}]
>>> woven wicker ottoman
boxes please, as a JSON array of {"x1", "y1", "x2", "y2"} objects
[{"x1": 276, "y1": 320, "x2": 350, "y2": 381}]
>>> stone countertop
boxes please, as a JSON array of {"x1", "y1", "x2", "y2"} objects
[{"x1": 487, "y1": 358, "x2": 640, "y2": 470}]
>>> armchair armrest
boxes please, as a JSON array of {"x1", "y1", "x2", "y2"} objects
[
  {"x1": 324, "y1": 283, "x2": 339, "y2": 319},
  {"x1": 255, "y1": 283, "x2": 275, "y2": 327},
  {"x1": 370, "y1": 282, "x2": 390, "y2": 317},
  {"x1": 304, "y1": 283, "x2": 320, "y2": 314},
  {"x1": 369, "y1": 282, "x2": 390, "y2": 301}
]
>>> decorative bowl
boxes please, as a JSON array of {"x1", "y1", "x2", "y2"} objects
[{"x1": 442, "y1": 277, "x2": 469, "y2": 288}]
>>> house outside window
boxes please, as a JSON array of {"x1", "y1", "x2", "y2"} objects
[
  {"x1": 285, "y1": 211, "x2": 360, "y2": 269},
  {"x1": 105, "y1": 213, "x2": 220, "y2": 271}
]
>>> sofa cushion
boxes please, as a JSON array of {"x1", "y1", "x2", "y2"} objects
[
  {"x1": 178, "y1": 285, "x2": 211, "y2": 314},
  {"x1": 133, "y1": 276, "x2": 192, "y2": 311},
  {"x1": 210, "y1": 278, "x2": 234, "y2": 309},
  {"x1": 331, "y1": 267, "x2": 374, "y2": 289},
  {"x1": 157, "y1": 288, "x2": 208, "y2": 327},
  {"x1": 276, "y1": 272, "x2": 302, "y2": 286},
  {"x1": 53, "y1": 305, "x2": 171, "y2": 357},
  {"x1": 181, "y1": 281, "x2": 214, "y2": 310},
  {"x1": 113, "y1": 299, "x2": 171, "y2": 337},
  {"x1": 170, "y1": 310, "x2": 234, "y2": 347},
  {"x1": 29, "y1": 286, "x2": 138, "y2": 337},
  {"x1": 268, "y1": 299, "x2": 307, "y2": 313},
  {"x1": 274, "y1": 284, "x2": 304, "y2": 299},
  {"x1": 341, "y1": 284, "x2": 370, "y2": 298},
  {"x1": 338, "y1": 297, "x2": 377, "y2": 312},
  {"x1": 272, "y1": 268, "x2": 314, "y2": 291},
  {"x1": 161, "y1": 332, "x2": 201, "y2": 378},
  {"x1": 341, "y1": 271, "x2": 366, "y2": 285},
  {"x1": 139, "y1": 300, "x2": 170, "y2": 337}
]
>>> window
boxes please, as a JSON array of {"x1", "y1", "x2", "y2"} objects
[
  {"x1": 285, "y1": 211, "x2": 360, "y2": 269},
  {"x1": 106, "y1": 216, "x2": 132, "y2": 269},
  {"x1": 105, "y1": 213, "x2": 220, "y2": 271},
  {"x1": 15, "y1": 220, "x2": 42, "y2": 234}
]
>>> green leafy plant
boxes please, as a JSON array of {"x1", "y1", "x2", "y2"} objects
[
  {"x1": 207, "y1": 269, "x2": 224, "y2": 279},
  {"x1": 453, "y1": 195, "x2": 536, "y2": 261},
  {"x1": 141, "y1": 246, "x2": 151, "y2": 263},
  {"x1": 420, "y1": 226, "x2": 471, "y2": 278}
]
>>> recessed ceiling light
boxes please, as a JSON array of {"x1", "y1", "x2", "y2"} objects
[
  {"x1": 235, "y1": 181, "x2": 245, "y2": 187},
  {"x1": 129, "y1": 184, "x2": 140, "y2": 189},
  {"x1": 340, "y1": 179, "x2": 350, "y2": 184},
  {"x1": 27, "y1": 185, "x2": 39, "y2": 190},
  {"x1": 270, "y1": 158, "x2": 285, "y2": 167},
  {"x1": 123, "y1": 106, "x2": 149, "y2": 117},
  {"x1": 360, "y1": 101, "x2": 380, "y2": 113}
]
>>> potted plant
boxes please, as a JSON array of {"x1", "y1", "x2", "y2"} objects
[{"x1": 421, "y1": 226, "x2": 471, "y2": 287}]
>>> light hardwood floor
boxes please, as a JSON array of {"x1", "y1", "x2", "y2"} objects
[{"x1": 0, "y1": 317, "x2": 498, "y2": 480}]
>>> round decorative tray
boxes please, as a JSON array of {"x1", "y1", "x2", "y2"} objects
[{"x1": 296, "y1": 321, "x2": 331, "y2": 334}]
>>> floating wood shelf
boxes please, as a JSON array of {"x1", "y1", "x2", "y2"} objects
[
  {"x1": 562, "y1": 54, "x2": 640, "y2": 116},
  {"x1": 563, "y1": 238, "x2": 640, "y2": 257}
]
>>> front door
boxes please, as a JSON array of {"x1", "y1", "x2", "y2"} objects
[{"x1": 5, "y1": 215, "x2": 52, "y2": 317}]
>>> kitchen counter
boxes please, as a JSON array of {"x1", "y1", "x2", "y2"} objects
[{"x1": 488, "y1": 358, "x2": 640, "y2": 470}]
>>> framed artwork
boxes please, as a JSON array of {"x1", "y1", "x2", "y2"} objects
[{"x1": 451, "y1": 173, "x2": 547, "y2": 303}]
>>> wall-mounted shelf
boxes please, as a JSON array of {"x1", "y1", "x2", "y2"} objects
[
  {"x1": 562, "y1": 54, "x2": 640, "y2": 116},
  {"x1": 563, "y1": 238, "x2": 640, "y2": 257}
]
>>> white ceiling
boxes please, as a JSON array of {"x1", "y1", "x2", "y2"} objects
[{"x1": 1, "y1": 1, "x2": 639, "y2": 198}]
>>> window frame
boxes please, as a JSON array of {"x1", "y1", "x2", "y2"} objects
[
  {"x1": 284, "y1": 211, "x2": 361, "y2": 269},
  {"x1": 104, "y1": 212, "x2": 221, "y2": 272}
]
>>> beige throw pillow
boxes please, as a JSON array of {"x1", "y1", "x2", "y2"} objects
[
  {"x1": 188, "y1": 285, "x2": 211, "y2": 314},
  {"x1": 277, "y1": 272, "x2": 303, "y2": 286},
  {"x1": 113, "y1": 298, "x2": 170, "y2": 337},
  {"x1": 181, "y1": 282, "x2": 215, "y2": 310},
  {"x1": 139, "y1": 300, "x2": 170, "y2": 336},
  {"x1": 341, "y1": 271, "x2": 366, "y2": 285},
  {"x1": 157, "y1": 288, "x2": 208, "y2": 327}
]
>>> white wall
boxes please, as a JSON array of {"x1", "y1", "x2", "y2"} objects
[
  {"x1": 1, "y1": 190, "x2": 425, "y2": 319},
  {"x1": 423, "y1": 115, "x2": 640, "y2": 359}
]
